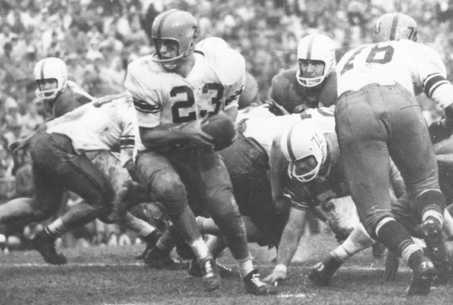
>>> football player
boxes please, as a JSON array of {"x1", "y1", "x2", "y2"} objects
[
  {"x1": 334, "y1": 13, "x2": 453, "y2": 294},
  {"x1": 269, "y1": 33, "x2": 337, "y2": 114},
  {"x1": 0, "y1": 95, "x2": 160, "y2": 264},
  {"x1": 308, "y1": 12, "x2": 453, "y2": 287},
  {"x1": 10, "y1": 57, "x2": 93, "y2": 179},
  {"x1": 262, "y1": 108, "x2": 405, "y2": 284},
  {"x1": 34, "y1": 57, "x2": 93, "y2": 118},
  {"x1": 148, "y1": 105, "x2": 351, "y2": 272},
  {"x1": 124, "y1": 9, "x2": 275, "y2": 295}
]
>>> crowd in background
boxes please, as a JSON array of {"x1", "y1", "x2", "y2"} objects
[{"x1": 1, "y1": 0, "x2": 453, "y2": 248}]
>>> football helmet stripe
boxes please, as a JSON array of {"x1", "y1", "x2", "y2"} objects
[
  {"x1": 156, "y1": 9, "x2": 175, "y2": 39},
  {"x1": 286, "y1": 125, "x2": 297, "y2": 162},
  {"x1": 306, "y1": 35, "x2": 315, "y2": 60},
  {"x1": 389, "y1": 13, "x2": 399, "y2": 40}
]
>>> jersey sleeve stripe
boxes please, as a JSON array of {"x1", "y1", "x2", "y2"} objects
[
  {"x1": 133, "y1": 98, "x2": 161, "y2": 113},
  {"x1": 120, "y1": 138, "x2": 135, "y2": 147},
  {"x1": 424, "y1": 74, "x2": 448, "y2": 97},
  {"x1": 429, "y1": 80, "x2": 449, "y2": 98}
]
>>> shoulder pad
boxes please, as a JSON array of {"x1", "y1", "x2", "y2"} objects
[
  {"x1": 270, "y1": 68, "x2": 297, "y2": 108},
  {"x1": 125, "y1": 55, "x2": 167, "y2": 97},
  {"x1": 271, "y1": 69, "x2": 295, "y2": 92},
  {"x1": 66, "y1": 80, "x2": 93, "y2": 101},
  {"x1": 196, "y1": 37, "x2": 245, "y2": 85},
  {"x1": 127, "y1": 55, "x2": 164, "y2": 78},
  {"x1": 318, "y1": 72, "x2": 338, "y2": 107}
]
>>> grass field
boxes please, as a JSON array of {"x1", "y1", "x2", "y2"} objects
[{"x1": 0, "y1": 234, "x2": 452, "y2": 305}]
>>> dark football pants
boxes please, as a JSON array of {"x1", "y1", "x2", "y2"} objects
[
  {"x1": 134, "y1": 148, "x2": 249, "y2": 260},
  {"x1": 335, "y1": 83, "x2": 443, "y2": 237},
  {"x1": 29, "y1": 132, "x2": 114, "y2": 227},
  {"x1": 220, "y1": 133, "x2": 287, "y2": 246}
]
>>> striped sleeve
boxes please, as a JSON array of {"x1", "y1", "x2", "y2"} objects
[
  {"x1": 119, "y1": 107, "x2": 138, "y2": 167},
  {"x1": 124, "y1": 61, "x2": 162, "y2": 128},
  {"x1": 423, "y1": 73, "x2": 449, "y2": 98}
]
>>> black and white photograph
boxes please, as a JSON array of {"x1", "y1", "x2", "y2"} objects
[{"x1": 0, "y1": 0, "x2": 453, "y2": 304}]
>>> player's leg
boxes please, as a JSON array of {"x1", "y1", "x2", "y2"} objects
[
  {"x1": 87, "y1": 151, "x2": 164, "y2": 262},
  {"x1": 196, "y1": 150, "x2": 276, "y2": 295},
  {"x1": 28, "y1": 133, "x2": 115, "y2": 260},
  {"x1": 387, "y1": 85, "x2": 449, "y2": 283},
  {"x1": 0, "y1": 197, "x2": 41, "y2": 225},
  {"x1": 336, "y1": 87, "x2": 434, "y2": 295},
  {"x1": 309, "y1": 223, "x2": 375, "y2": 286},
  {"x1": 134, "y1": 151, "x2": 219, "y2": 290}
]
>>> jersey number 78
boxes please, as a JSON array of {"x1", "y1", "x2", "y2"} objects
[{"x1": 341, "y1": 44, "x2": 395, "y2": 75}]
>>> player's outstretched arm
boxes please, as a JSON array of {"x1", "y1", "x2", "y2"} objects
[
  {"x1": 269, "y1": 136, "x2": 290, "y2": 212},
  {"x1": 264, "y1": 206, "x2": 307, "y2": 285}
]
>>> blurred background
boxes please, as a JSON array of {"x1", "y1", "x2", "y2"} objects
[{"x1": 1, "y1": 0, "x2": 453, "y2": 250}]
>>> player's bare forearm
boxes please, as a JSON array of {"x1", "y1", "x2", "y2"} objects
[
  {"x1": 270, "y1": 139, "x2": 288, "y2": 201},
  {"x1": 276, "y1": 208, "x2": 307, "y2": 267}
]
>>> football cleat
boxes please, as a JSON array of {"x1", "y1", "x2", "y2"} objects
[
  {"x1": 198, "y1": 258, "x2": 221, "y2": 291},
  {"x1": 31, "y1": 230, "x2": 67, "y2": 265},
  {"x1": 143, "y1": 246, "x2": 184, "y2": 270},
  {"x1": 243, "y1": 269, "x2": 278, "y2": 295},
  {"x1": 420, "y1": 217, "x2": 450, "y2": 284},
  {"x1": 407, "y1": 255, "x2": 436, "y2": 295},
  {"x1": 188, "y1": 258, "x2": 234, "y2": 278},
  {"x1": 308, "y1": 256, "x2": 343, "y2": 286}
]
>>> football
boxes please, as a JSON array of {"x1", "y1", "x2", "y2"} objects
[{"x1": 201, "y1": 112, "x2": 236, "y2": 150}]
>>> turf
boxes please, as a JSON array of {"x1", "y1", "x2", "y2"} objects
[{"x1": 0, "y1": 234, "x2": 451, "y2": 305}]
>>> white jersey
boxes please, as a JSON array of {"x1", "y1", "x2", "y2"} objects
[
  {"x1": 240, "y1": 105, "x2": 335, "y2": 156},
  {"x1": 46, "y1": 94, "x2": 137, "y2": 166},
  {"x1": 125, "y1": 37, "x2": 245, "y2": 150},
  {"x1": 337, "y1": 40, "x2": 453, "y2": 107}
]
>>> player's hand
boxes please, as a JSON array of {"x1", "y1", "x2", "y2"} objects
[
  {"x1": 428, "y1": 119, "x2": 453, "y2": 144},
  {"x1": 383, "y1": 250, "x2": 399, "y2": 281},
  {"x1": 9, "y1": 138, "x2": 30, "y2": 154},
  {"x1": 264, "y1": 264, "x2": 287, "y2": 285}
]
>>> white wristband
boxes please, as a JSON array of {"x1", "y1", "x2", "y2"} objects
[{"x1": 274, "y1": 264, "x2": 287, "y2": 274}]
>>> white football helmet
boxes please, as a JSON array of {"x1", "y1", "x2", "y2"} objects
[
  {"x1": 296, "y1": 33, "x2": 336, "y2": 88},
  {"x1": 374, "y1": 13, "x2": 418, "y2": 42},
  {"x1": 280, "y1": 120, "x2": 327, "y2": 183},
  {"x1": 34, "y1": 57, "x2": 68, "y2": 101}
]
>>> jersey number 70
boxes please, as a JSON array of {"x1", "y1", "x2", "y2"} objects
[{"x1": 170, "y1": 83, "x2": 224, "y2": 123}]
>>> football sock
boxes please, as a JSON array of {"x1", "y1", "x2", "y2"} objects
[
  {"x1": 44, "y1": 218, "x2": 66, "y2": 238},
  {"x1": 237, "y1": 255, "x2": 254, "y2": 278},
  {"x1": 190, "y1": 237, "x2": 210, "y2": 260},
  {"x1": 375, "y1": 218, "x2": 421, "y2": 265},
  {"x1": 422, "y1": 211, "x2": 443, "y2": 227}
]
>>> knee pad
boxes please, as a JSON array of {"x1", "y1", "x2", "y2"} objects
[
  {"x1": 414, "y1": 189, "x2": 445, "y2": 217},
  {"x1": 151, "y1": 171, "x2": 187, "y2": 216}
]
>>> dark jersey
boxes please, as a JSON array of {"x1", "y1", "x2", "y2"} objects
[
  {"x1": 269, "y1": 68, "x2": 337, "y2": 113},
  {"x1": 283, "y1": 161, "x2": 349, "y2": 210},
  {"x1": 52, "y1": 81, "x2": 93, "y2": 118}
]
